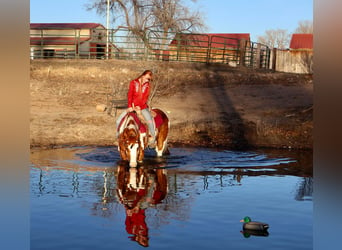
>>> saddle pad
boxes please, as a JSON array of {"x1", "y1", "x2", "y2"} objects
[{"x1": 118, "y1": 111, "x2": 163, "y2": 134}]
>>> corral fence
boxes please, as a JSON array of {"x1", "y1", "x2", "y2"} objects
[
  {"x1": 30, "y1": 27, "x2": 271, "y2": 70},
  {"x1": 30, "y1": 27, "x2": 313, "y2": 73}
]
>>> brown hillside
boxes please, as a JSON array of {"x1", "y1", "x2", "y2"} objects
[{"x1": 30, "y1": 59, "x2": 313, "y2": 150}]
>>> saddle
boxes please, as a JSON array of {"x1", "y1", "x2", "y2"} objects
[{"x1": 118, "y1": 109, "x2": 163, "y2": 135}]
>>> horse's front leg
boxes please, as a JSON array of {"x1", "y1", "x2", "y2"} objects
[
  {"x1": 128, "y1": 143, "x2": 139, "y2": 167},
  {"x1": 137, "y1": 133, "x2": 147, "y2": 163},
  {"x1": 137, "y1": 148, "x2": 144, "y2": 163}
]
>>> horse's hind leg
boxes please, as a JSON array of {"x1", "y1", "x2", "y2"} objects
[
  {"x1": 155, "y1": 124, "x2": 169, "y2": 157},
  {"x1": 155, "y1": 137, "x2": 168, "y2": 157}
]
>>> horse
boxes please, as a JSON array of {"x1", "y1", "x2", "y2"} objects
[{"x1": 117, "y1": 108, "x2": 169, "y2": 167}]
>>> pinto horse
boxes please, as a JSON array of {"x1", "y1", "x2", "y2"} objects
[{"x1": 117, "y1": 108, "x2": 169, "y2": 167}]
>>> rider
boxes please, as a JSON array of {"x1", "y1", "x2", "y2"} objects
[{"x1": 116, "y1": 70, "x2": 156, "y2": 147}]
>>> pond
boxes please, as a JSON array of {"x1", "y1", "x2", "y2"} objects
[{"x1": 30, "y1": 146, "x2": 313, "y2": 250}]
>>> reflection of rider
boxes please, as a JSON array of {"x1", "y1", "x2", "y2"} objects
[
  {"x1": 116, "y1": 164, "x2": 168, "y2": 247},
  {"x1": 125, "y1": 200, "x2": 149, "y2": 247},
  {"x1": 116, "y1": 70, "x2": 155, "y2": 148}
]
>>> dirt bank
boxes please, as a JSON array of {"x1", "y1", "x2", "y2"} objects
[{"x1": 30, "y1": 59, "x2": 313, "y2": 150}]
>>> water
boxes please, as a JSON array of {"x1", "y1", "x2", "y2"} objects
[{"x1": 30, "y1": 146, "x2": 313, "y2": 250}]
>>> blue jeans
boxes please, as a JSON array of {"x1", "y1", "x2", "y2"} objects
[{"x1": 141, "y1": 108, "x2": 155, "y2": 138}]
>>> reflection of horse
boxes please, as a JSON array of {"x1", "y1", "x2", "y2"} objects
[
  {"x1": 115, "y1": 164, "x2": 168, "y2": 210},
  {"x1": 117, "y1": 108, "x2": 170, "y2": 167},
  {"x1": 115, "y1": 164, "x2": 168, "y2": 247}
]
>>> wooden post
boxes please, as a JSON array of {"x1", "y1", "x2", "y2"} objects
[
  {"x1": 255, "y1": 43, "x2": 261, "y2": 69},
  {"x1": 239, "y1": 39, "x2": 246, "y2": 67},
  {"x1": 272, "y1": 48, "x2": 277, "y2": 72},
  {"x1": 206, "y1": 34, "x2": 211, "y2": 64}
]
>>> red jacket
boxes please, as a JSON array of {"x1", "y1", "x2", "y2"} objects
[
  {"x1": 127, "y1": 79, "x2": 150, "y2": 110},
  {"x1": 125, "y1": 208, "x2": 148, "y2": 235}
]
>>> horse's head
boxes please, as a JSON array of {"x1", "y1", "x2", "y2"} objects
[{"x1": 118, "y1": 117, "x2": 146, "y2": 167}]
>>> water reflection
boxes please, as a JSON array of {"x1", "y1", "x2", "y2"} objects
[
  {"x1": 240, "y1": 229, "x2": 269, "y2": 238},
  {"x1": 115, "y1": 164, "x2": 168, "y2": 247},
  {"x1": 38, "y1": 168, "x2": 44, "y2": 194},
  {"x1": 31, "y1": 147, "x2": 313, "y2": 201},
  {"x1": 294, "y1": 177, "x2": 313, "y2": 201},
  {"x1": 72, "y1": 172, "x2": 79, "y2": 194},
  {"x1": 30, "y1": 147, "x2": 313, "y2": 249}
]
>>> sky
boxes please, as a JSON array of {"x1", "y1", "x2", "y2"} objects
[{"x1": 30, "y1": 0, "x2": 313, "y2": 41}]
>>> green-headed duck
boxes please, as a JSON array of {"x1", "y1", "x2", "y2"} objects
[{"x1": 240, "y1": 216, "x2": 269, "y2": 231}]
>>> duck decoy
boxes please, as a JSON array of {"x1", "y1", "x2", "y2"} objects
[{"x1": 240, "y1": 216, "x2": 269, "y2": 231}]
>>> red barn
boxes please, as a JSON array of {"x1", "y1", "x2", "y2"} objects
[
  {"x1": 289, "y1": 34, "x2": 313, "y2": 49},
  {"x1": 30, "y1": 23, "x2": 118, "y2": 59}
]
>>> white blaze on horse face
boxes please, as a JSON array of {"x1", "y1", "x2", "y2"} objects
[
  {"x1": 128, "y1": 143, "x2": 139, "y2": 167},
  {"x1": 128, "y1": 167, "x2": 137, "y2": 189}
]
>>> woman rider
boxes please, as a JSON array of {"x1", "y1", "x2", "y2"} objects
[{"x1": 116, "y1": 70, "x2": 155, "y2": 147}]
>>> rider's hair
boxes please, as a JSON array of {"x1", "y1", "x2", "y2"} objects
[{"x1": 137, "y1": 70, "x2": 153, "y2": 80}]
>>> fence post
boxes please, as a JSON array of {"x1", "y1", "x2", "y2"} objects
[
  {"x1": 239, "y1": 39, "x2": 246, "y2": 67},
  {"x1": 255, "y1": 43, "x2": 261, "y2": 69},
  {"x1": 176, "y1": 34, "x2": 180, "y2": 61},
  {"x1": 74, "y1": 29, "x2": 78, "y2": 58},
  {"x1": 77, "y1": 29, "x2": 81, "y2": 58},
  {"x1": 40, "y1": 29, "x2": 43, "y2": 59},
  {"x1": 265, "y1": 47, "x2": 271, "y2": 69},
  {"x1": 144, "y1": 31, "x2": 149, "y2": 61},
  {"x1": 272, "y1": 48, "x2": 277, "y2": 71},
  {"x1": 206, "y1": 34, "x2": 211, "y2": 64}
]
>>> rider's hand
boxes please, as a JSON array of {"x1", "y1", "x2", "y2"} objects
[{"x1": 127, "y1": 107, "x2": 134, "y2": 112}]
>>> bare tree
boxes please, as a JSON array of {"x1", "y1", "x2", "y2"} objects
[
  {"x1": 257, "y1": 29, "x2": 290, "y2": 49},
  {"x1": 151, "y1": 0, "x2": 206, "y2": 48},
  {"x1": 86, "y1": 0, "x2": 206, "y2": 48},
  {"x1": 294, "y1": 20, "x2": 313, "y2": 34},
  {"x1": 151, "y1": 1, "x2": 205, "y2": 31}
]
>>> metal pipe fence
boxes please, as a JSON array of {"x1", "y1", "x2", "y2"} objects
[{"x1": 30, "y1": 27, "x2": 271, "y2": 69}]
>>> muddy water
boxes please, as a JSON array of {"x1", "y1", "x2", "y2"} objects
[{"x1": 30, "y1": 146, "x2": 312, "y2": 250}]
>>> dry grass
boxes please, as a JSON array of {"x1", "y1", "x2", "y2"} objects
[{"x1": 30, "y1": 59, "x2": 313, "y2": 149}]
